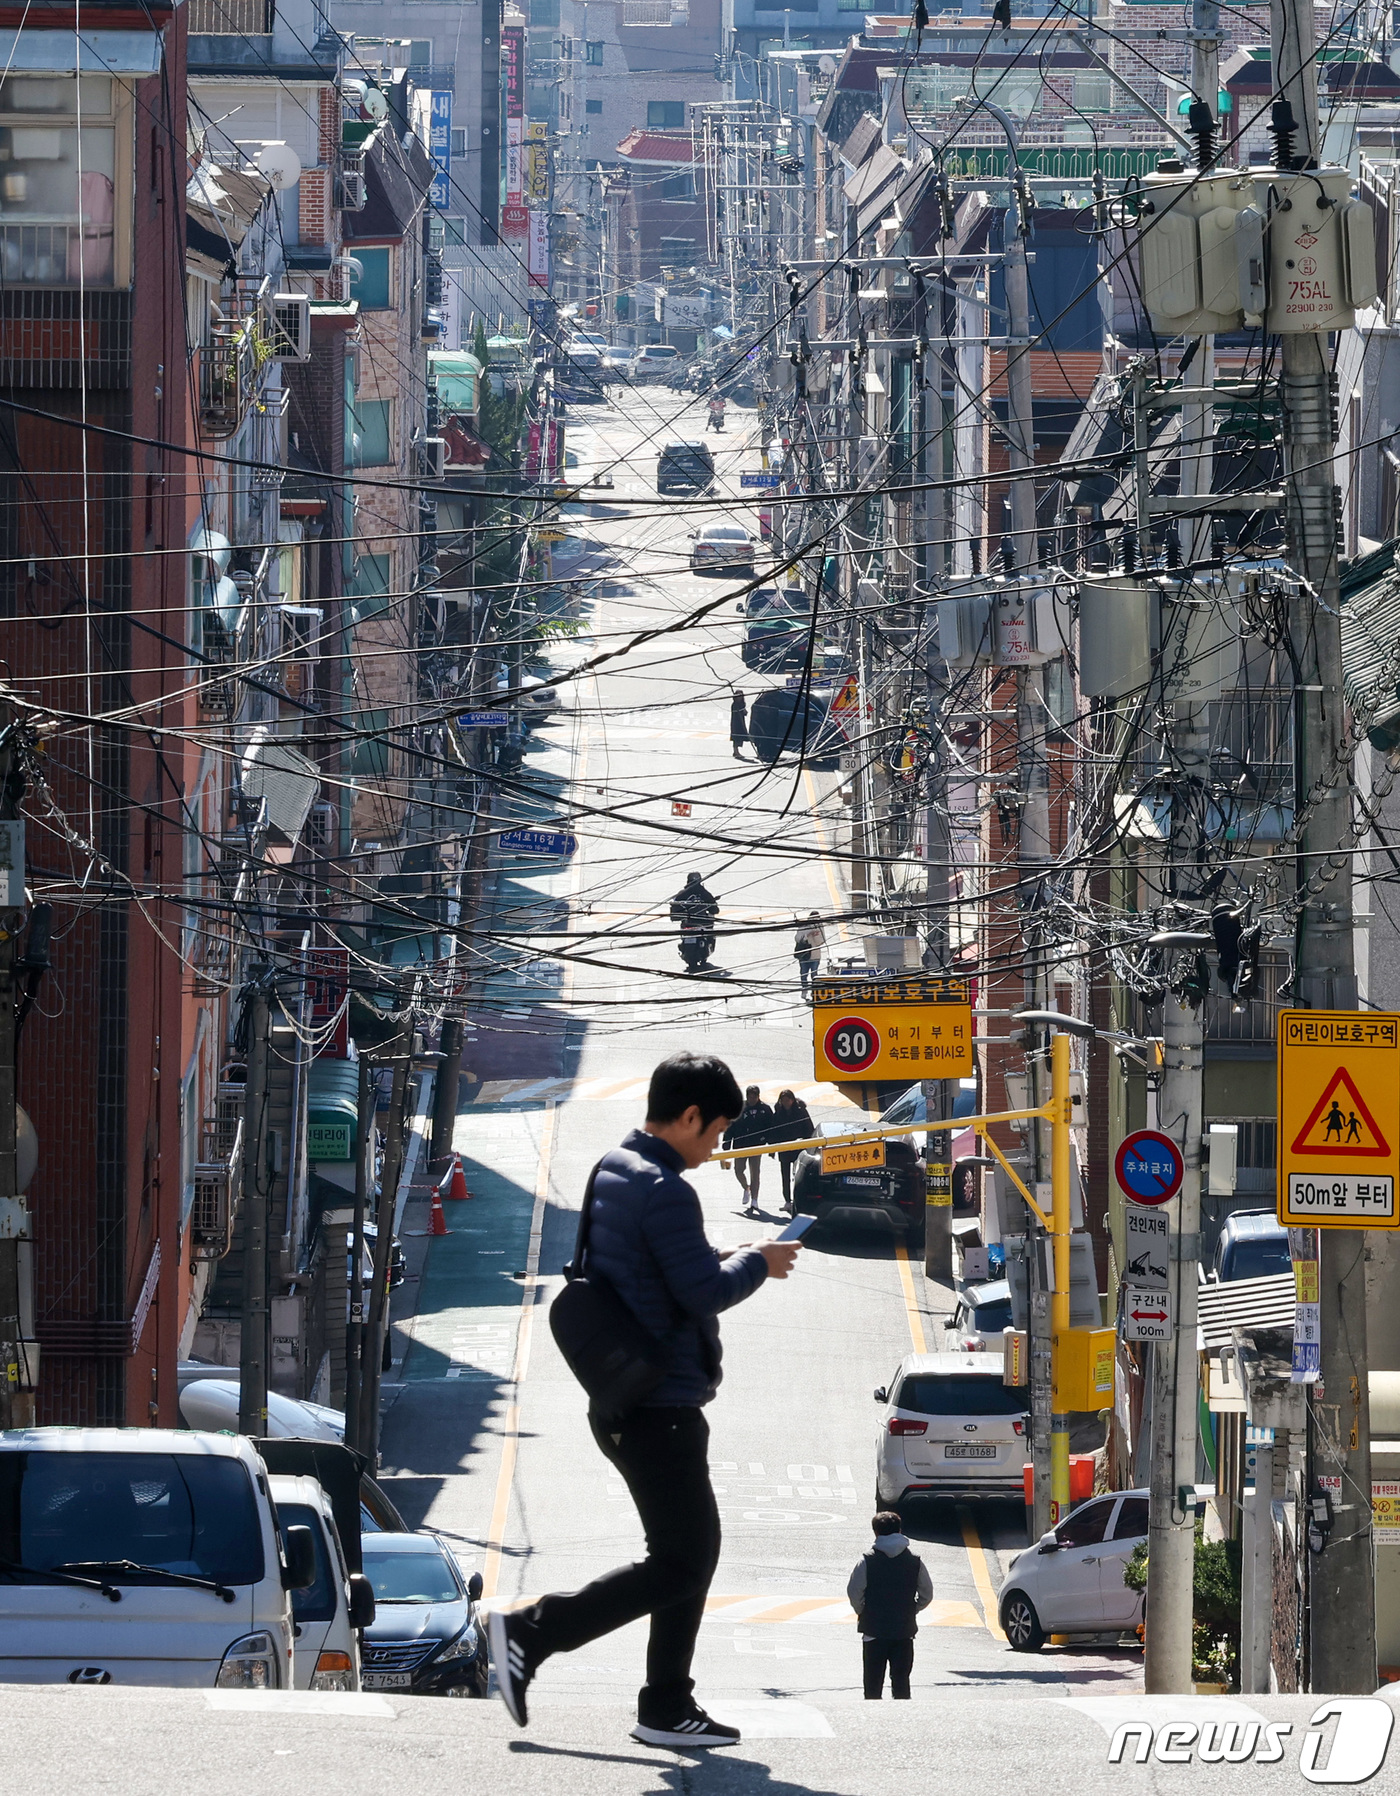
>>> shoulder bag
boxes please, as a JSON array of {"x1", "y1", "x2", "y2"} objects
[{"x1": 548, "y1": 1162, "x2": 669, "y2": 1418}]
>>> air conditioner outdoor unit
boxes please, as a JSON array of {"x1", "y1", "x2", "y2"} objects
[
  {"x1": 420, "y1": 436, "x2": 447, "y2": 479},
  {"x1": 190, "y1": 1161, "x2": 234, "y2": 1259},
  {"x1": 339, "y1": 169, "x2": 367, "y2": 212},
  {"x1": 266, "y1": 292, "x2": 311, "y2": 362}
]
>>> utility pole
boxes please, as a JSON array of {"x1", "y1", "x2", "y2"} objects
[
  {"x1": 430, "y1": 1016, "x2": 463, "y2": 1166},
  {"x1": 975, "y1": 97, "x2": 1056, "y2": 1535},
  {"x1": 0, "y1": 707, "x2": 24, "y2": 1430},
  {"x1": 344, "y1": 1054, "x2": 375, "y2": 1453},
  {"x1": 237, "y1": 982, "x2": 272, "y2": 1438},
  {"x1": 1143, "y1": 0, "x2": 1218, "y2": 1698},
  {"x1": 1269, "y1": 0, "x2": 1375, "y2": 1693},
  {"x1": 359, "y1": 1040, "x2": 411, "y2": 1465}
]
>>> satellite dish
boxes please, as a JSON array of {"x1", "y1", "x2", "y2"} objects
[
  {"x1": 362, "y1": 86, "x2": 389, "y2": 122},
  {"x1": 255, "y1": 142, "x2": 303, "y2": 191}
]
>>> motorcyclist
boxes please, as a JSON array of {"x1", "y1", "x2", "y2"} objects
[
  {"x1": 707, "y1": 393, "x2": 726, "y2": 433},
  {"x1": 669, "y1": 872, "x2": 719, "y2": 970}
]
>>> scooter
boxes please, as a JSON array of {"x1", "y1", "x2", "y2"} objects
[{"x1": 679, "y1": 928, "x2": 713, "y2": 973}]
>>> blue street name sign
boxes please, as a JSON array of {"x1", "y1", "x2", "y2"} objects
[
  {"x1": 499, "y1": 827, "x2": 578, "y2": 857},
  {"x1": 740, "y1": 472, "x2": 782, "y2": 490},
  {"x1": 459, "y1": 711, "x2": 510, "y2": 728}
]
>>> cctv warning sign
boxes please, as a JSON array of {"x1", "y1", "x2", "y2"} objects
[{"x1": 1278, "y1": 1011, "x2": 1400, "y2": 1228}]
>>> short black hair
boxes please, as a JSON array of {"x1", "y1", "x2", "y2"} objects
[
  {"x1": 646, "y1": 1053, "x2": 743, "y2": 1128},
  {"x1": 872, "y1": 1510, "x2": 903, "y2": 1536}
]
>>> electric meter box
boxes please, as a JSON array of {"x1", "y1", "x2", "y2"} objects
[
  {"x1": 1251, "y1": 166, "x2": 1377, "y2": 332},
  {"x1": 1078, "y1": 573, "x2": 1152, "y2": 698},
  {"x1": 1137, "y1": 169, "x2": 1259, "y2": 334}
]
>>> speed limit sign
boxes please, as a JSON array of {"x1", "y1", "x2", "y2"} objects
[
  {"x1": 822, "y1": 1015, "x2": 881, "y2": 1075},
  {"x1": 811, "y1": 976, "x2": 973, "y2": 1082}
]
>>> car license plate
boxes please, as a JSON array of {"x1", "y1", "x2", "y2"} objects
[
  {"x1": 843, "y1": 1176, "x2": 882, "y2": 1189},
  {"x1": 943, "y1": 1444, "x2": 996, "y2": 1459},
  {"x1": 362, "y1": 1672, "x2": 412, "y2": 1690}
]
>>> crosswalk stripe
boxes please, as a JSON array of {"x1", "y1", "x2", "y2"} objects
[{"x1": 483, "y1": 1593, "x2": 986, "y2": 1628}]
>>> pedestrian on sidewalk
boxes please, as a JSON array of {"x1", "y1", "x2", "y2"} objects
[
  {"x1": 846, "y1": 1511, "x2": 933, "y2": 1700},
  {"x1": 488, "y1": 1052, "x2": 803, "y2": 1749},
  {"x1": 722, "y1": 1085, "x2": 774, "y2": 1213},
  {"x1": 794, "y1": 912, "x2": 826, "y2": 991},
  {"x1": 729, "y1": 690, "x2": 748, "y2": 760},
  {"x1": 768, "y1": 1087, "x2": 814, "y2": 1213}
]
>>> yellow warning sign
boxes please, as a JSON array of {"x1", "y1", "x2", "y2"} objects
[{"x1": 1278, "y1": 1011, "x2": 1400, "y2": 1228}]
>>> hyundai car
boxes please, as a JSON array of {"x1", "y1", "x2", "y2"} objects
[{"x1": 359, "y1": 1532, "x2": 488, "y2": 1697}]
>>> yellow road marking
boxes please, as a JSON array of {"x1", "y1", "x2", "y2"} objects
[
  {"x1": 959, "y1": 1507, "x2": 1008, "y2": 1641},
  {"x1": 480, "y1": 1099, "x2": 558, "y2": 1601},
  {"x1": 895, "y1": 1241, "x2": 927, "y2": 1355}
]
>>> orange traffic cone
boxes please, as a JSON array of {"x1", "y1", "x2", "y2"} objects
[
  {"x1": 429, "y1": 1184, "x2": 448, "y2": 1237},
  {"x1": 448, "y1": 1155, "x2": 470, "y2": 1202}
]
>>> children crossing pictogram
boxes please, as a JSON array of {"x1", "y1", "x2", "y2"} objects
[{"x1": 1290, "y1": 1067, "x2": 1391, "y2": 1158}]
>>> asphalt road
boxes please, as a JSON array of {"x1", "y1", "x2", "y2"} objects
[{"x1": 374, "y1": 388, "x2": 1144, "y2": 1758}]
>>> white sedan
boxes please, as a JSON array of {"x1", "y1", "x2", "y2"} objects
[
  {"x1": 996, "y1": 1490, "x2": 1150, "y2": 1650},
  {"x1": 689, "y1": 525, "x2": 756, "y2": 574}
]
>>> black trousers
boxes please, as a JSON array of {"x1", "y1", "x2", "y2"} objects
[
  {"x1": 863, "y1": 1637, "x2": 914, "y2": 1699},
  {"x1": 779, "y1": 1150, "x2": 798, "y2": 1203},
  {"x1": 523, "y1": 1406, "x2": 720, "y2": 1715}
]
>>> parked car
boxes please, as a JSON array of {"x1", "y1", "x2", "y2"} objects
[
  {"x1": 269, "y1": 1472, "x2": 376, "y2": 1691},
  {"x1": 997, "y1": 1490, "x2": 1153, "y2": 1651},
  {"x1": 742, "y1": 615, "x2": 807, "y2": 671},
  {"x1": 657, "y1": 441, "x2": 714, "y2": 493},
  {"x1": 874, "y1": 1353, "x2": 1029, "y2": 1507},
  {"x1": 0, "y1": 1428, "x2": 316, "y2": 1687},
  {"x1": 602, "y1": 346, "x2": 632, "y2": 378},
  {"x1": 943, "y1": 1278, "x2": 1015, "y2": 1350},
  {"x1": 631, "y1": 344, "x2": 682, "y2": 381},
  {"x1": 176, "y1": 1374, "x2": 346, "y2": 1443},
  {"x1": 746, "y1": 686, "x2": 840, "y2": 767},
  {"x1": 359, "y1": 1532, "x2": 488, "y2": 1697},
  {"x1": 737, "y1": 586, "x2": 784, "y2": 619},
  {"x1": 690, "y1": 524, "x2": 756, "y2": 573},
  {"x1": 792, "y1": 1119, "x2": 925, "y2": 1243},
  {"x1": 1212, "y1": 1208, "x2": 1291, "y2": 1282},
  {"x1": 519, "y1": 682, "x2": 562, "y2": 726},
  {"x1": 567, "y1": 332, "x2": 609, "y2": 353}
]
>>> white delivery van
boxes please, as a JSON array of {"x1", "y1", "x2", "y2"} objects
[
  {"x1": 0, "y1": 1428, "x2": 316, "y2": 1688},
  {"x1": 268, "y1": 1472, "x2": 372, "y2": 1691}
]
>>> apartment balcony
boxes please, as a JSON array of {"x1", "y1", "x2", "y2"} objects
[
  {"x1": 200, "y1": 317, "x2": 261, "y2": 440},
  {"x1": 187, "y1": 0, "x2": 274, "y2": 29}
]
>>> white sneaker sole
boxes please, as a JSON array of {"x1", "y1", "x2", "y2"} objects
[{"x1": 630, "y1": 1722, "x2": 741, "y2": 1748}]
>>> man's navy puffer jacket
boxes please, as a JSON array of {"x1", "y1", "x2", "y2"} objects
[{"x1": 582, "y1": 1129, "x2": 768, "y2": 1407}]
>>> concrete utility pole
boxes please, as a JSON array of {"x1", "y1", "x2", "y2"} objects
[
  {"x1": 975, "y1": 96, "x2": 1055, "y2": 1535},
  {"x1": 0, "y1": 706, "x2": 24, "y2": 1429},
  {"x1": 359, "y1": 1043, "x2": 411, "y2": 1466},
  {"x1": 1143, "y1": 0, "x2": 1218, "y2": 1700},
  {"x1": 344, "y1": 1054, "x2": 375, "y2": 1454},
  {"x1": 430, "y1": 1017, "x2": 463, "y2": 1166},
  {"x1": 1269, "y1": 0, "x2": 1375, "y2": 1692},
  {"x1": 237, "y1": 982, "x2": 272, "y2": 1438}
]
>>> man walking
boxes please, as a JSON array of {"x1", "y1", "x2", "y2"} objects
[
  {"x1": 488, "y1": 1053, "x2": 801, "y2": 1747},
  {"x1": 846, "y1": 1511, "x2": 933, "y2": 1699},
  {"x1": 794, "y1": 911, "x2": 825, "y2": 992},
  {"x1": 723, "y1": 1085, "x2": 774, "y2": 1213},
  {"x1": 729, "y1": 690, "x2": 748, "y2": 760}
]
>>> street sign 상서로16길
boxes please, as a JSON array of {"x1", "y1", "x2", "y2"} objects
[{"x1": 1277, "y1": 1010, "x2": 1400, "y2": 1227}]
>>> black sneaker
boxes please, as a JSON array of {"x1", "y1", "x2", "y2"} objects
[
  {"x1": 487, "y1": 1609, "x2": 536, "y2": 1727},
  {"x1": 631, "y1": 1704, "x2": 742, "y2": 1748}
]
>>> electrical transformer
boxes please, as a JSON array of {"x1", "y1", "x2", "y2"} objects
[
  {"x1": 936, "y1": 577, "x2": 1067, "y2": 667},
  {"x1": 1137, "y1": 160, "x2": 1378, "y2": 336},
  {"x1": 1077, "y1": 573, "x2": 1152, "y2": 698}
]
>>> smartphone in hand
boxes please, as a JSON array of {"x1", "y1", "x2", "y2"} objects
[{"x1": 774, "y1": 1213, "x2": 817, "y2": 1243}]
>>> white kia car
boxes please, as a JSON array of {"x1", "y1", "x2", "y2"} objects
[
  {"x1": 874, "y1": 1352, "x2": 1029, "y2": 1507},
  {"x1": 996, "y1": 1489, "x2": 1150, "y2": 1651}
]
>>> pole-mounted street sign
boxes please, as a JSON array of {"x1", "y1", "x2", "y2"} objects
[
  {"x1": 1114, "y1": 1130, "x2": 1185, "y2": 1206},
  {"x1": 811, "y1": 975, "x2": 973, "y2": 1081},
  {"x1": 1122, "y1": 1204, "x2": 1169, "y2": 1290},
  {"x1": 1277, "y1": 1010, "x2": 1400, "y2": 1227},
  {"x1": 1122, "y1": 1287, "x2": 1172, "y2": 1342}
]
